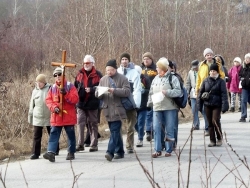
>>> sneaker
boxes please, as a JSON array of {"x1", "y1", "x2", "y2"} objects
[
  {"x1": 229, "y1": 107, "x2": 235, "y2": 112},
  {"x1": 208, "y1": 142, "x2": 216, "y2": 147},
  {"x1": 136, "y1": 140, "x2": 143, "y2": 147},
  {"x1": 152, "y1": 151, "x2": 162, "y2": 158},
  {"x1": 105, "y1": 153, "x2": 113, "y2": 161},
  {"x1": 66, "y1": 153, "x2": 75, "y2": 160},
  {"x1": 204, "y1": 131, "x2": 209, "y2": 136},
  {"x1": 239, "y1": 118, "x2": 246, "y2": 122},
  {"x1": 43, "y1": 152, "x2": 55, "y2": 162},
  {"x1": 89, "y1": 146, "x2": 98, "y2": 152},
  {"x1": 30, "y1": 154, "x2": 39, "y2": 160},
  {"x1": 114, "y1": 154, "x2": 124, "y2": 159},
  {"x1": 76, "y1": 145, "x2": 84, "y2": 151},
  {"x1": 217, "y1": 140, "x2": 222, "y2": 146},
  {"x1": 146, "y1": 133, "x2": 152, "y2": 142},
  {"x1": 127, "y1": 149, "x2": 134, "y2": 154}
]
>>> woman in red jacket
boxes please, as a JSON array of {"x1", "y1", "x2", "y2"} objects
[{"x1": 43, "y1": 67, "x2": 79, "y2": 162}]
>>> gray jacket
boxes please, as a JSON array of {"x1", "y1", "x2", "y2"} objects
[
  {"x1": 28, "y1": 83, "x2": 51, "y2": 126},
  {"x1": 95, "y1": 72, "x2": 130, "y2": 122},
  {"x1": 185, "y1": 69, "x2": 197, "y2": 98},
  {"x1": 147, "y1": 71, "x2": 182, "y2": 111}
]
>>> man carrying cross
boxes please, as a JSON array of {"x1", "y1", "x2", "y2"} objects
[{"x1": 43, "y1": 53, "x2": 79, "y2": 162}]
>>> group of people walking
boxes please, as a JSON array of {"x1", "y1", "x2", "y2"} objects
[{"x1": 27, "y1": 49, "x2": 249, "y2": 162}]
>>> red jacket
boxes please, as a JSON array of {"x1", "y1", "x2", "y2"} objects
[{"x1": 46, "y1": 80, "x2": 79, "y2": 126}]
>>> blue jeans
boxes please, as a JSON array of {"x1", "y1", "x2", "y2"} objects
[
  {"x1": 191, "y1": 98, "x2": 200, "y2": 128},
  {"x1": 153, "y1": 110, "x2": 177, "y2": 154},
  {"x1": 107, "y1": 121, "x2": 124, "y2": 157},
  {"x1": 146, "y1": 109, "x2": 153, "y2": 132},
  {"x1": 241, "y1": 89, "x2": 250, "y2": 119},
  {"x1": 48, "y1": 125, "x2": 76, "y2": 154},
  {"x1": 202, "y1": 105, "x2": 209, "y2": 131},
  {"x1": 135, "y1": 110, "x2": 147, "y2": 141}
]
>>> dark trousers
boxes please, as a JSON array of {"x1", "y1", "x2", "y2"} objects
[
  {"x1": 106, "y1": 121, "x2": 124, "y2": 157},
  {"x1": 204, "y1": 106, "x2": 222, "y2": 143},
  {"x1": 32, "y1": 126, "x2": 59, "y2": 156}
]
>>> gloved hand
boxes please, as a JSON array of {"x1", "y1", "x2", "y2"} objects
[
  {"x1": 54, "y1": 107, "x2": 60, "y2": 114},
  {"x1": 60, "y1": 88, "x2": 67, "y2": 95}
]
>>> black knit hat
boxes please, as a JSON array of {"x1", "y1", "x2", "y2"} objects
[
  {"x1": 106, "y1": 59, "x2": 117, "y2": 69},
  {"x1": 191, "y1": 60, "x2": 199, "y2": 68},
  {"x1": 210, "y1": 63, "x2": 219, "y2": 72},
  {"x1": 120, "y1": 53, "x2": 131, "y2": 62}
]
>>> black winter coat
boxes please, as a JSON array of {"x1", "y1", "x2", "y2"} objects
[
  {"x1": 138, "y1": 74, "x2": 151, "y2": 111},
  {"x1": 197, "y1": 76, "x2": 229, "y2": 112},
  {"x1": 74, "y1": 68, "x2": 103, "y2": 110},
  {"x1": 239, "y1": 63, "x2": 250, "y2": 89}
]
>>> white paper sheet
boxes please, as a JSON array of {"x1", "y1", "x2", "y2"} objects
[
  {"x1": 152, "y1": 92, "x2": 165, "y2": 104},
  {"x1": 97, "y1": 86, "x2": 109, "y2": 97}
]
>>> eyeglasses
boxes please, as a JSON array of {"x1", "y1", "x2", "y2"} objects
[
  {"x1": 53, "y1": 73, "x2": 62, "y2": 77},
  {"x1": 83, "y1": 62, "x2": 92, "y2": 65}
]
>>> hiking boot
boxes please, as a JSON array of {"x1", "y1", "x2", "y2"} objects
[
  {"x1": 208, "y1": 142, "x2": 216, "y2": 147},
  {"x1": 84, "y1": 144, "x2": 90, "y2": 147},
  {"x1": 105, "y1": 153, "x2": 113, "y2": 161},
  {"x1": 239, "y1": 118, "x2": 246, "y2": 122},
  {"x1": 204, "y1": 131, "x2": 209, "y2": 136},
  {"x1": 127, "y1": 149, "x2": 134, "y2": 154},
  {"x1": 136, "y1": 140, "x2": 143, "y2": 147},
  {"x1": 89, "y1": 146, "x2": 98, "y2": 152},
  {"x1": 146, "y1": 133, "x2": 152, "y2": 142},
  {"x1": 30, "y1": 154, "x2": 39, "y2": 160},
  {"x1": 76, "y1": 145, "x2": 84, "y2": 151},
  {"x1": 229, "y1": 107, "x2": 235, "y2": 112},
  {"x1": 43, "y1": 152, "x2": 55, "y2": 162},
  {"x1": 238, "y1": 108, "x2": 241, "y2": 112},
  {"x1": 193, "y1": 126, "x2": 200, "y2": 130},
  {"x1": 66, "y1": 153, "x2": 75, "y2": 160},
  {"x1": 217, "y1": 140, "x2": 222, "y2": 146},
  {"x1": 114, "y1": 154, "x2": 124, "y2": 159}
]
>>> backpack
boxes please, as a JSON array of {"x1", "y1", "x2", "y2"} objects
[{"x1": 169, "y1": 73, "x2": 188, "y2": 109}]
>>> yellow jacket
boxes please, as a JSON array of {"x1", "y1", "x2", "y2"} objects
[{"x1": 195, "y1": 59, "x2": 225, "y2": 93}]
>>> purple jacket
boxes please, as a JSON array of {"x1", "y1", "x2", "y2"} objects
[{"x1": 227, "y1": 65, "x2": 242, "y2": 93}]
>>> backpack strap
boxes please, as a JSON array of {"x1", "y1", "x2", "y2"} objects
[{"x1": 169, "y1": 73, "x2": 173, "y2": 89}]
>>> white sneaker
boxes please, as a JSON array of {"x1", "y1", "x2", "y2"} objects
[{"x1": 136, "y1": 140, "x2": 143, "y2": 147}]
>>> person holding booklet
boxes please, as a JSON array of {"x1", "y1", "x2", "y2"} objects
[{"x1": 147, "y1": 57, "x2": 182, "y2": 158}]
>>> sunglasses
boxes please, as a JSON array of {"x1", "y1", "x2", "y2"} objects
[
  {"x1": 53, "y1": 73, "x2": 62, "y2": 77},
  {"x1": 83, "y1": 62, "x2": 92, "y2": 65}
]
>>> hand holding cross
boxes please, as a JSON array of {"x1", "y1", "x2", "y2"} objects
[{"x1": 51, "y1": 50, "x2": 76, "y2": 117}]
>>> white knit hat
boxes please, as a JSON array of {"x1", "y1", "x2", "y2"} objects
[
  {"x1": 233, "y1": 57, "x2": 242, "y2": 64},
  {"x1": 203, "y1": 48, "x2": 214, "y2": 57},
  {"x1": 53, "y1": 67, "x2": 63, "y2": 76},
  {"x1": 134, "y1": 65, "x2": 142, "y2": 75},
  {"x1": 156, "y1": 57, "x2": 169, "y2": 72}
]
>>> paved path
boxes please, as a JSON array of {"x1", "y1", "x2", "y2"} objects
[{"x1": 0, "y1": 111, "x2": 250, "y2": 188}]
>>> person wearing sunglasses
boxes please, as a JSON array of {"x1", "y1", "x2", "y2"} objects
[
  {"x1": 74, "y1": 55, "x2": 102, "y2": 152},
  {"x1": 43, "y1": 67, "x2": 79, "y2": 162}
]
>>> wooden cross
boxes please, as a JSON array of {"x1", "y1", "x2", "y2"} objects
[{"x1": 51, "y1": 50, "x2": 76, "y2": 117}]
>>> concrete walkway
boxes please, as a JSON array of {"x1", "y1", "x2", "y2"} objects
[{"x1": 0, "y1": 111, "x2": 250, "y2": 188}]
